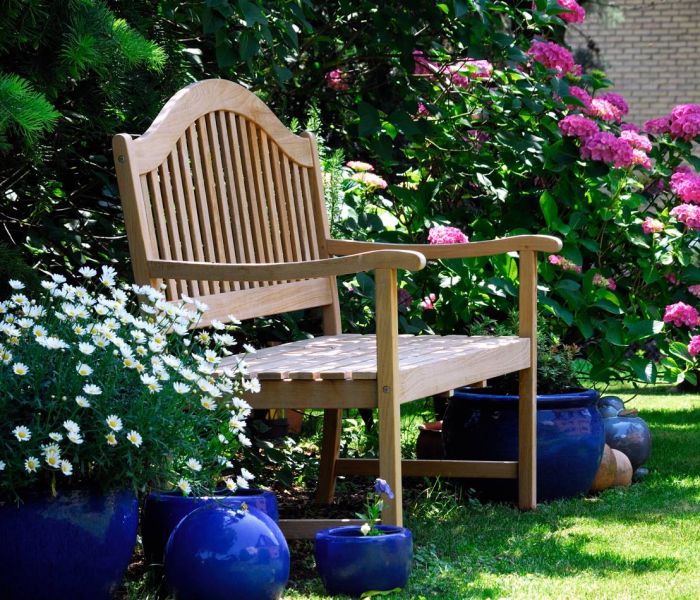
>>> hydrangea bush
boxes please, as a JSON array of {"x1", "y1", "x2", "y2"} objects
[
  {"x1": 318, "y1": 0, "x2": 699, "y2": 386},
  {"x1": 0, "y1": 267, "x2": 257, "y2": 502}
]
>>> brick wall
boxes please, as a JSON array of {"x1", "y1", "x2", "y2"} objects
[{"x1": 566, "y1": 0, "x2": 700, "y2": 126}]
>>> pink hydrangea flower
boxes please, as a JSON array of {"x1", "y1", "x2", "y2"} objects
[
  {"x1": 528, "y1": 41, "x2": 577, "y2": 77},
  {"x1": 670, "y1": 167, "x2": 700, "y2": 204},
  {"x1": 620, "y1": 123, "x2": 641, "y2": 133},
  {"x1": 670, "y1": 204, "x2": 700, "y2": 230},
  {"x1": 420, "y1": 293, "x2": 437, "y2": 310},
  {"x1": 689, "y1": 335, "x2": 700, "y2": 357},
  {"x1": 587, "y1": 98, "x2": 623, "y2": 123},
  {"x1": 428, "y1": 225, "x2": 469, "y2": 245},
  {"x1": 566, "y1": 85, "x2": 593, "y2": 110},
  {"x1": 413, "y1": 50, "x2": 437, "y2": 76},
  {"x1": 557, "y1": 0, "x2": 586, "y2": 23},
  {"x1": 325, "y1": 69, "x2": 349, "y2": 91},
  {"x1": 449, "y1": 59, "x2": 493, "y2": 87},
  {"x1": 558, "y1": 114, "x2": 599, "y2": 139},
  {"x1": 417, "y1": 102, "x2": 431, "y2": 117},
  {"x1": 597, "y1": 93, "x2": 629, "y2": 117},
  {"x1": 347, "y1": 161, "x2": 374, "y2": 172},
  {"x1": 548, "y1": 255, "x2": 582, "y2": 273},
  {"x1": 620, "y1": 130, "x2": 652, "y2": 153},
  {"x1": 631, "y1": 150, "x2": 651, "y2": 170},
  {"x1": 689, "y1": 285, "x2": 700, "y2": 299},
  {"x1": 644, "y1": 115, "x2": 672, "y2": 135},
  {"x1": 665, "y1": 272, "x2": 679, "y2": 286},
  {"x1": 351, "y1": 172, "x2": 388, "y2": 189},
  {"x1": 593, "y1": 273, "x2": 616, "y2": 290},
  {"x1": 397, "y1": 288, "x2": 413, "y2": 310},
  {"x1": 642, "y1": 217, "x2": 664, "y2": 234},
  {"x1": 663, "y1": 302, "x2": 699, "y2": 328},
  {"x1": 669, "y1": 104, "x2": 700, "y2": 141},
  {"x1": 580, "y1": 132, "x2": 634, "y2": 168}
]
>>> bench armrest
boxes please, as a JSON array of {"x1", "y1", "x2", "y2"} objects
[
  {"x1": 146, "y1": 250, "x2": 426, "y2": 282},
  {"x1": 326, "y1": 235, "x2": 562, "y2": 259}
]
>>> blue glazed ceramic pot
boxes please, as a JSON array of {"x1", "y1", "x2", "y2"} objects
[
  {"x1": 165, "y1": 505, "x2": 290, "y2": 600},
  {"x1": 0, "y1": 488, "x2": 138, "y2": 600},
  {"x1": 442, "y1": 387, "x2": 605, "y2": 501},
  {"x1": 142, "y1": 487, "x2": 279, "y2": 565},
  {"x1": 314, "y1": 525, "x2": 413, "y2": 597}
]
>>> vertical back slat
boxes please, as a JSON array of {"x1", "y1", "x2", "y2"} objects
[
  {"x1": 168, "y1": 148, "x2": 199, "y2": 297},
  {"x1": 159, "y1": 158, "x2": 186, "y2": 297},
  {"x1": 147, "y1": 170, "x2": 177, "y2": 298},
  {"x1": 301, "y1": 167, "x2": 320, "y2": 260},
  {"x1": 270, "y1": 144, "x2": 295, "y2": 263},
  {"x1": 291, "y1": 162, "x2": 312, "y2": 260},
  {"x1": 258, "y1": 131, "x2": 285, "y2": 281},
  {"x1": 248, "y1": 124, "x2": 276, "y2": 268},
  {"x1": 281, "y1": 154, "x2": 303, "y2": 264}
]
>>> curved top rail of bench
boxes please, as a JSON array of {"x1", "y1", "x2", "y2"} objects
[{"x1": 117, "y1": 79, "x2": 314, "y2": 173}]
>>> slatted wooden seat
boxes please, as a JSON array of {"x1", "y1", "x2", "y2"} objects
[{"x1": 113, "y1": 79, "x2": 562, "y2": 539}]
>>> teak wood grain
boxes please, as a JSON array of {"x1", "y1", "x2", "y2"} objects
[{"x1": 113, "y1": 79, "x2": 562, "y2": 536}]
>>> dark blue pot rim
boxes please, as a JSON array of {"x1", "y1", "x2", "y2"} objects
[
  {"x1": 146, "y1": 487, "x2": 271, "y2": 503},
  {"x1": 453, "y1": 386, "x2": 599, "y2": 408},
  {"x1": 316, "y1": 525, "x2": 410, "y2": 540}
]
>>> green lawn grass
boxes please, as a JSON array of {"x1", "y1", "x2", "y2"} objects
[{"x1": 285, "y1": 389, "x2": 700, "y2": 599}]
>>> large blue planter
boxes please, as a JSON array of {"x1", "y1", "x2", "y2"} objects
[
  {"x1": 442, "y1": 387, "x2": 605, "y2": 501},
  {"x1": 315, "y1": 525, "x2": 413, "y2": 597},
  {"x1": 165, "y1": 504, "x2": 290, "y2": 600},
  {"x1": 0, "y1": 488, "x2": 138, "y2": 600},
  {"x1": 142, "y1": 487, "x2": 279, "y2": 565}
]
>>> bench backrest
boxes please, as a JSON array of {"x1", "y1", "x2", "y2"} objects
[{"x1": 113, "y1": 79, "x2": 339, "y2": 327}]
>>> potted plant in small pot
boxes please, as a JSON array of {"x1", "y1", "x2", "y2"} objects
[
  {"x1": 442, "y1": 320, "x2": 605, "y2": 502},
  {"x1": 315, "y1": 479, "x2": 413, "y2": 597},
  {"x1": 0, "y1": 268, "x2": 255, "y2": 600}
]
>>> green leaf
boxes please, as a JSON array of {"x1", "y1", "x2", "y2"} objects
[
  {"x1": 453, "y1": 0, "x2": 469, "y2": 18},
  {"x1": 238, "y1": 0, "x2": 267, "y2": 26},
  {"x1": 539, "y1": 296, "x2": 574, "y2": 325},
  {"x1": 358, "y1": 102, "x2": 381, "y2": 137},
  {"x1": 626, "y1": 319, "x2": 664, "y2": 339},
  {"x1": 539, "y1": 191, "x2": 558, "y2": 229},
  {"x1": 630, "y1": 358, "x2": 656, "y2": 383}
]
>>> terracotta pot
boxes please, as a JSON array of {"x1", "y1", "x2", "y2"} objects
[
  {"x1": 590, "y1": 444, "x2": 617, "y2": 492},
  {"x1": 416, "y1": 421, "x2": 444, "y2": 460},
  {"x1": 612, "y1": 449, "x2": 633, "y2": 487}
]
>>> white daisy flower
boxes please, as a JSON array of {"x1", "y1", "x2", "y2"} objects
[
  {"x1": 243, "y1": 344, "x2": 257, "y2": 354},
  {"x1": 78, "y1": 342, "x2": 95, "y2": 355},
  {"x1": 75, "y1": 396, "x2": 90, "y2": 408},
  {"x1": 186, "y1": 458, "x2": 202, "y2": 472},
  {"x1": 1, "y1": 349, "x2": 12, "y2": 364},
  {"x1": 67, "y1": 431, "x2": 84, "y2": 445},
  {"x1": 194, "y1": 299, "x2": 209, "y2": 312},
  {"x1": 83, "y1": 384, "x2": 102, "y2": 396},
  {"x1": 49, "y1": 432, "x2": 63, "y2": 442},
  {"x1": 173, "y1": 382, "x2": 190, "y2": 394},
  {"x1": 218, "y1": 433, "x2": 229, "y2": 445},
  {"x1": 228, "y1": 417, "x2": 244, "y2": 433},
  {"x1": 63, "y1": 420, "x2": 80, "y2": 433},
  {"x1": 240, "y1": 467, "x2": 254, "y2": 481},
  {"x1": 41, "y1": 443, "x2": 60, "y2": 457},
  {"x1": 140, "y1": 373, "x2": 161, "y2": 394},
  {"x1": 0, "y1": 460, "x2": 5, "y2": 471},
  {"x1": 105, "y1": 415, "x2": 123, "y2": 431},
  {"x1": 8, "y1": 279, "x2": 25, "y2": 290},
  {"x1": 75, "y1": 363, "x2": 93, "y2": 377},
  {"x1": 200, "y1": 397, "x2": 216, "y2": 411},
  {"x1": 210, "y1": 320, "x2": 226, "y2": 330},
  {"x1": 79, "y1": 266, "x2": 97, "y2": 278},
  {"x1": 11, "y1": 294, "x2": 28, "y2": 305},
  {"x1": 73, "y1": 325, "x2": 85, "y2": 335},
  {"x1": 204, "y1": 349, "x2": 220, "y2": 364},
  {"x1": 227, "y1": 314, "x2": 242, "y2": 325},
  {"x1": 60, "y1": 460, "x2": 73, "y2": 476},
  {"x1": 24, "y1": 456, "x2": 40, "y2": 473},
  {"x1": 224, "y1": 478, "x2": 237, "y2": 492},
  {"x1": 12, "y1": 363, "x2": 29, "y2": 376},
  {"x1": 105, "y1": 432, "x2": 118, "y2": 446},
  {"x1": 360, "y1": 523, "x2": 371, "y2": 536},
  {"x1": 50, "y1": 273, "x2": 67, "y2": 284},
  {"x1": 12, "y1": 425, "x2": 31, "y2": 442},
  {"x1": 45, "y1": 454, "x2": 60, "y2": 469},
  {"x1": 100, "y1": 265, "x2": 117, "y2": 287},
  {"x1": 238, "y1": 434, "x2": 252, "y2": 447},
  {"x1": 16, "y1": 318, "x2": 33, "y2": 329},
  {"x1": 236, "y1": 475, "x2": 249, "y2": 489},
  {"x1": 177, "y1": 479, "x2": 192, "y2": 495},
  {"x1": 126, "y1": 430, "x2": 143, "y2": 447}
]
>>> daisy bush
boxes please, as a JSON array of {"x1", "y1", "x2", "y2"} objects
[{"x1": 0, "y1": 267, "x2": 257, "y2": 502}]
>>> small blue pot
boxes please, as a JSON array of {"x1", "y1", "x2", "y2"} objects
[
  {"x1": 165, "y1": 505, "x2": 290, "y2": 600},
  {"x1": 142, "y1": 487, "x2": 279, "y2": 565},
  {"x1": 443, "y1": 387, "x2": 605, "y2": 501},
  {"x1": 315, "y1": 525, "x2": 413, "y2": 597},
  {"x1": 0, "y1": 488, "x2": 138, "y2": 600}
]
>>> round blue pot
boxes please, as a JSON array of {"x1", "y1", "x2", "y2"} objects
[
  {"x1": 0, "y1": 488, "x2": 138, "y2": 600},
  {"x1": 142, "y1": 487, "x2": 279, "y2": 565},
  {"x1": 442, "y1": 387, "x2": 605, "y2": 501},
  {"x1": 314, "y1": 525, "x2": 413, "y2": 597},
  {"x1": 165, "y1": 504, "x2": 289, "y2": 600}
]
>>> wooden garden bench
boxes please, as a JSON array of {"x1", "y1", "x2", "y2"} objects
[{"x1": 113, "y1": 79, "x2": 562, "y2": 538}]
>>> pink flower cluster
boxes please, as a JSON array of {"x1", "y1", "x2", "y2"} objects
[
  {"x1": 397, "y1": 288, "x2": 413, "y2": 310},
  {"x1": 670, "y1": 166, "x2": 700, "y2": 204},
  {"x1": 689, "y1": 335, "x2": 700, "y2": 357},
  {"x1": 347, "y1": 161, "x2": 374, "y2": 172},
  {"x1": 663, "y1": 302, "x2": 699, "y2": 328},
  {"x1": 689, "y1": 285, "x2": 700, "y2": 299},
  {"x1": 598, "y1": 93, "x2": 629, "y2": 117},
  {"x1": 325, "y1": 69, "x2": 349, "y2": 91},
  {"x1": 420, "y1": 293, "x2": 437, "y2": 310},
  {"x1": 593, "y1": 273, "x2": 617, "y2": 290},
  {"x1": 670, "y1": 204, "x2": 700, "y2": 230},
  {"x1": 580, "y1": 132, "x2": 634, "y2": 168},
  {"x1": 558, "y1": 114, "x2": 599, "y2": 139},
  {"x1": 621, "y1": 123, "x2": 641, "y2": 133},
  {"x1": 351, "y1": 172, "x2": 388, "y2": 189},
  {"x1": 620, "y1": 130, "x2": 652, "y2": 153},
  {"x1": 428, "y1": 225, "x2": 469, "y2": 245},
  {"x1": 528, "y1": 41, "x2": 577, "y2": 77},
  {"x1": 548, "y1": 254, "x2": 582, "y2": 273},
  {"x1": 567, "y1": 85, "x2": 593, "y2": 110},
  {"x1": 641, "y1": 217, "x2": 664, "y2": 234},
  {"x1": 644, "y1": 104, "x2": 700, "y2": 140},
  {"x1": 588, "y1": 98, "x2": 624, "y2": 123},
  {"x1": 413, "y1": 50, "x2": 492, "y2": 88},
  {"x1": 557, "y1": 0, "x2": 586, "y2": 23}
]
